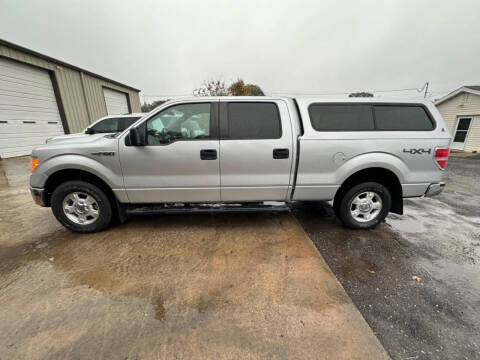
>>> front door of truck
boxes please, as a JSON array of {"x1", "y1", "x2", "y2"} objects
[
  {"x1": 218, "y1": 100, "x2": 294, "y2": 201},
  {"x1": 118, "y1": 101, "x2": 220, "y2": 203}
]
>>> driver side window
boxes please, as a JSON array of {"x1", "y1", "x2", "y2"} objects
[{"x1": 146, "y1": 103, "x2": 211, "y2": 144}]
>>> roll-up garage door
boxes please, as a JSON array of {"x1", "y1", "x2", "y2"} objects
[
  {"x1": 0, "y1": 57, "x2": 65, "y2": 158},
  {"x1": 103, "y1": 88, "x2": 129, "y2": 115}
]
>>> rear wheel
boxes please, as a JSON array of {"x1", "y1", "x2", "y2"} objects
[
  {"x1": 336, "y1": 182, "x2": 391, "y2": 229},
  {"x1": 51, "y1": 181, "x2": 112, "y2": 233}
]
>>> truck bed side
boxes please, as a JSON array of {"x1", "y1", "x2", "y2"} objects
[{"x1": 291, "y1": 98, "x2": 451, "y2": 201}]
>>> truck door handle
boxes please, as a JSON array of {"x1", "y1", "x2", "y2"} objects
[
  {"x1": 200, "y1": 149, "x2": 217, "y2": 160},
  {"x1": 273, "y1": 148, "x2": 289, "y2": 159}
]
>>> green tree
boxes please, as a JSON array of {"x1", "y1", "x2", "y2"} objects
[
  {"x1": 348, "y1": 92, "x2": 374, "y2": 98},
  {"x1": 194, "y1": 78, "x2": 264, "y2": 96},
  {"x1": 243, "y1": 84, "x2": 265, "y2": 96},
  {"x1": 141, "y1": 100, "x2": 167, "y2": 112},
  {"x1": 193, "y1": 80, "x2": 230, "y2": 96},
  {"x1": 229, "y1": 79, "x2": 265, "y2": 96}
]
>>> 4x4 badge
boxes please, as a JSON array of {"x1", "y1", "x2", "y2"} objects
[{"x1": 403, "y1": 148, "x2": 431, "y2": 155}]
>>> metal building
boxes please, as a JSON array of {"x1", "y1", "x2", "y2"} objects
[{"x1": 0, "y1": 38, "x2": 141, "y2": 158}]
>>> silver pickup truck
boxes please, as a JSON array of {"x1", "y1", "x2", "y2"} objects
[{"x1": 30, "y1": 97, "x2": 451, "y2": 233}]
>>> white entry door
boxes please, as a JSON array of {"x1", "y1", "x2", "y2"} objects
[
  {"x1": 103, "y1": 88, "x2": 129, "y2": 115},
  {"x1": 451, "y1": 117, "x2": 473, "y2": 150},
  {"x1": 0, "y1": 57, "x2": 64, "y2": 158}
]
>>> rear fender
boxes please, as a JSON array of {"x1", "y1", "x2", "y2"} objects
[{"x1": 336, "y1": 152, "x2": 407, "y2": 184}]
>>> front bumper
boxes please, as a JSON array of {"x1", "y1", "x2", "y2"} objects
[
  {"x1": 30, "y1": 187, "x2": 48, "y2": 206},
  {"x1": 424, "y1": 182, "x2": 445, "y2": 197}
]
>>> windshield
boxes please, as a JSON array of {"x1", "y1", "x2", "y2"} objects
[{"x1": 90, "y1": 116, "x2": 141, "y2": 133}]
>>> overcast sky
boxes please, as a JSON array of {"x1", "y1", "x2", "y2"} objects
[{"x1": 1, "y1": 0, "x2": 479, "y2": 102}]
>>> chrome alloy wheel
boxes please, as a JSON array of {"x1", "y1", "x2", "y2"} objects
[
  {"x1": 62, "y1": 192, "x2": 100, "y2": 225},
  {"x1": 350, "y1": 191, "x2": 382, "y2": 223}
]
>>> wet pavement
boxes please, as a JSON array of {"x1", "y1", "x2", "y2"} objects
[
  {"x1": 293, "y1": 157, "x2": 480, "y2": 360},
  {"x1": 0, "y1": 157, "x2": 388, "y2": 360}
]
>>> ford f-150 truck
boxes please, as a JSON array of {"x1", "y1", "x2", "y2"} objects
[{"x1": 30, "y1": 97, "x2": 451, "y2": 233}]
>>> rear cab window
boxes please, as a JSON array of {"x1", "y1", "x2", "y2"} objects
[
  {"x1": 309, "y1": 104, "x2": 374, "y2": 131},
  {"x1": 221, "y1": 102, "x2": 282, "y2": 139},
  {"x1": 308, "y1": 103, "x2": 435, "y2": 131},
  {"x1": 374, "y1": 105, "x2": 434, "y2": 130}
]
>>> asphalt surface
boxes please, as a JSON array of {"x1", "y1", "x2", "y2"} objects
[
  {"x1": 0, "y1": 157, "x2": 388, "y2": 360},
  {"x1": 293, "y1": 157, "x2": 480, "y2": 360}
]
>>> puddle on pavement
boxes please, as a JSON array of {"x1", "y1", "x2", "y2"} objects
[
  {"x1": 386, "y1": 214, "x2": 426, "y2": 233},
  {"x1": 386, "y1": 197, "x2": 480, "y2": 311}
]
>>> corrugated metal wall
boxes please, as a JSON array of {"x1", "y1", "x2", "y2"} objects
[
  {"x1": 82, "y1": 73, "x2": 141, "y2": 123},
  {"x1": 0, "y1": 43, "x2": 141, "y2": 134}
]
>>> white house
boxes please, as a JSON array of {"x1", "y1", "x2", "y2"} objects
[{"x1": 435, "y1": 86, "x2": 480, "y2": 152}]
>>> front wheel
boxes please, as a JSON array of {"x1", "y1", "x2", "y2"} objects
[
  {"x1": 336, "y1": 182, "x2": 391, "y2": 230},
  {"x1": 51, "y1": 181, "x2": 112, "y2": 233}
]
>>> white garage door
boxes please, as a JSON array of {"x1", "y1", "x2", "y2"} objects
[
  {"x1": 103, "y1": 88, "x2": 129, "y2": 115},
  {"x1": 0, "y1": 57, "x2": 64, "y2": 158}
]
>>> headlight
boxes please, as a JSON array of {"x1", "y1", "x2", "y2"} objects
[{"x1": 31, "y1": 157, "x2": 39, "y2": 172}]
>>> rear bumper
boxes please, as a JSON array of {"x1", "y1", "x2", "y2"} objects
[
  {"x1": 30, "y1": 187, "x2": 48, "y2": 206},
  {"x1": 424, "y1": 182, "x2": 445, "y2": 197}
]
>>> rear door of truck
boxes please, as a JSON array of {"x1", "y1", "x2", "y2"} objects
[{"x1": 218, "y1": 99, "x2": 294, "y2": 201}]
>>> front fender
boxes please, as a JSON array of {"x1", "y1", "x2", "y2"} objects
[{"x1": 30, "y1": 154, "x2": 123, "y2": 189}]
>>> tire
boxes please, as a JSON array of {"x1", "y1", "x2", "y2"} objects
[
  {"x1": 336, "y1": 182, "x2": 391, "y2": 230},
  {"x1": 333, "y1": 198, "x2": 341, "y2": 218},
  {"x1": 51, "y1": 180, "x2": 113, "y2": 233}
]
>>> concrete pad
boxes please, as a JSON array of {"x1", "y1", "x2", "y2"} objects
[{"x1": 0, "y1": 157, "x2": 388, "y2": 359}]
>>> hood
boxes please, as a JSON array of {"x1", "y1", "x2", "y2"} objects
[
  {"x1": 31, "y1": 132, "x2": 118, "y2": 160},
  {"x1": 46, "y1": 133, "x2": 85, "y2": 143},
  {"x1": 39, "y1": 133, "x2": 113, "y2": 148},
  {"x1": 46, "y1": 132, "x2": 114, "y2": 144}
]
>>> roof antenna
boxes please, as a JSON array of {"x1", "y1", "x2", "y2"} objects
[
  {"x1": 424, "y1": 82, "x2": 429, "y2": 98},
  {"x1": 417, "y1": 82, "x2": 429, "y2": 98}
]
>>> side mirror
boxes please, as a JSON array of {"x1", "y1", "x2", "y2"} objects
[
  {"x1": 128, "y1": 127, "x2": 144, "y2": 146},
  {"x1": 85, "y1": 127, "x2": 95, "y2": 134}
]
